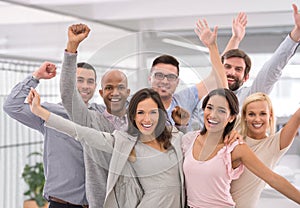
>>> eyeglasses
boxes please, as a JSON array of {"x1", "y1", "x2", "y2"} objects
[{"x1": 153, "y1": 72, "x2": 178, "y2": 81}]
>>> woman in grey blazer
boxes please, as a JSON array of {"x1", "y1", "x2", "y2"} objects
[{"x1": 27, "y1": 87, "x2": 185, "y2": 208}]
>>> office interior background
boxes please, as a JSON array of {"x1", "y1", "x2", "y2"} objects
[{"x1": 0, "y1": 0, "x2": 300, "y2": 207}]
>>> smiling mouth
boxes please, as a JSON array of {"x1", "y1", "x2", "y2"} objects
[
  {"x1": 252, "y1": 123, "x2": 263, "y2": 128},
  {"x1": 80, "y1": 92, "x2": 89, "y2": 96},
  {"x1": 142, "y1": 123, "x2": 153, "y2": 128},
  {"x1": 227, "y1": 78, "x2": 235, "y2": 83},
  {"x1": 208, "y1": 119, "x2": 218, "y2": 125},
  {"x1": 110, "y1": 98, "x2": 121, "y2": 102}
]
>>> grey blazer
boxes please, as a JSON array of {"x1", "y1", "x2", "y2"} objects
[{"x1": 46, "y1": 113, "x2": 185, "y2": 208}]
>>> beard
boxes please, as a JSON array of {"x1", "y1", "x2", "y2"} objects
[{"x1": 227, "y1": 75, "x2": 244, "y2": 91}]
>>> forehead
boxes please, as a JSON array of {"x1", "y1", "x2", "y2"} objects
[
  {"x1": 137, "y1": 98, "x2": 158, "y2": 109},
  {"x1": 76, "y1": 67, "x2": 96, "y2": 79},
  {"x1": 224, "y1": 57, "x2": 246, "y2": 68},
  {"x1": 102, "y1": 70, "x2": 127, "y2": 86},
  {"x1": 208, "y1": 95, "x2": 229, "y2": 109},
  {"x1": 246, "y1": 100, "x2": 269, "y2": 111},
  {"x1": 152, "y1": 63, "x2": 178, "y2": 75}
]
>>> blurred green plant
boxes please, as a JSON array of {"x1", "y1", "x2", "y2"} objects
[{"x1": 22, "y1": 151, "x2": 46, "y2": 207}]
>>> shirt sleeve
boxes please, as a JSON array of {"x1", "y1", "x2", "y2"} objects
[
  {"x1": 172, "y1": 85, "x2": 200, "y2": 129},
  {"x1": 46, "y1": 112, "x2": 115, "y2": 153},
  {"x1": 60, "y1": 52, "x2": 96, "y2": 127},
  {"x1": 245, "y1": 35, "x2": 299, "y2": 97},
  {"x1": 3, "y1": 75, "x2": 46, "y2": 133}
]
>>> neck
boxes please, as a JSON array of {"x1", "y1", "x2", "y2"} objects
[
  {"x1": 161, "y1": 97, "x2": 172, "y2": 110},
  {"x1": 204, "y1": 131, "x2": 224, "y2": 145},
  {"x1": 196, "y1": 131, "x2": 224, "y2": 161},
  {"x1": 109, "y1": 109, "x2": 126, "y2": 117},
  {"x1": 247, "y1": 132, "x2": 268, "y2": 140},
  {"x1": 139, "y1": 134, "x2": 156, "y2": 143}
]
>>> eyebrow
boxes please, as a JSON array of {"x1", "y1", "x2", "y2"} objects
[{"x1": 208, "y1": 103, "x2": 227, "y2": 110}]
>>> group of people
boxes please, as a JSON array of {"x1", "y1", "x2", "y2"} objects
[{"x1": 3, "y1": 3, "x2": 300, "y2": 208}]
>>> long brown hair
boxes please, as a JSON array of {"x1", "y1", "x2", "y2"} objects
[
  {"x1": 200, "y1": 88, "x2": 239, "y2": 139},
  {"x1": 127, "y1": 88, "x2": 172, "y2": 149}
]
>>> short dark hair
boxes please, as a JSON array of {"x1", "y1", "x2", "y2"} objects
[
  {"x1": 151, "y1": 54, "x2": 180, "y2": 76},
  {"x1": 77, "y1": 62, "x2": 97, "y2": 82},
  {"x1": 221, "y1": 49, "x2": 251, "y2": 77},
  {"x1": 200, "y1": 88, "x2": 239, "y2": 139},
  {"x1": 127, "y1": 88, "x2": 172, "y2": 149}
]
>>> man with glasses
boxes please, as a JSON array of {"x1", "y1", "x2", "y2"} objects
[
  {"x1": 148, "y1": 12, "x2": 249, "y2": 130},
  {"x1": 149, "y1": 55, "x2": 201, "y2": 129}
]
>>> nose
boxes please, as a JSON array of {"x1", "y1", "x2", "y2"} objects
[
  {"x1": 160, "y1": 76, "x2": 169, "y2": 84},
  {"x1": 81, "y1": 81, "x2": 89, "y2": 89},
  {"x1": 253, "y1": 115, "x2": 261, "y2": 121},
  {"x1": 111, "y1": 87, "x2": 120, "y2": 95},
  {"x1": 143, "y1": 113, "x2": 151, "y2": 122},
  {"x1": 226, "y1": 67, "x2": 235, "y2": 76},
  {"x1": 209, "y1": 109, "x2": 217, "y2": 118}
]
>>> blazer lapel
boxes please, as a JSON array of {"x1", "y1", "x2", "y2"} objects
[{"x1": 106, "y1": 131, "x2": 137, "y2": 195}]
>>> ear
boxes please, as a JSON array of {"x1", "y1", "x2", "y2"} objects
[
  {"x1": 99, "y1": 89, "x2": 103, "y2": 97},
  {"x1": 127, "y1": 89, "x2": 131, "y2": 96},
  {"x1": 175, "y1": 77, "x2": 180, "y2": 86},
  {"x1": 148, "y1": 75, "x2": 152, "y2": 85},
  {"x1": 229, "y1": 115, "x2": 236, "y2": 123},
  {"x1": 243, "y1": 73, "x2": 250, "y2": 82}
]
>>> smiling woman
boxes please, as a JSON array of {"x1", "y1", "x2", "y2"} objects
[
  {"x1": 26, "y1": 87, "x2": 185, "y2": 208},
  {"x1": 231, "y1": 92, "x2": 300, "y2": 207},
  {"x1": 182, "y1": 88, "x2": 300, "y2": 207}
]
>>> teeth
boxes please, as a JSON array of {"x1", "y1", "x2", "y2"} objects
[
  {"x1": 159, "y1": 85, "x2": 169, "y2": 89},
  {"x1": 208, "y1": 119, "x2": 218, "y2": 124},
  {"x1": 111, "y1": 98, "x2": 120, "y2": 102},
  {"x1": 253, "y1": 123, "x2": 263, "y2": 128},
  {"x1": 142, "y1": 124, "x2": 152, "y2": 128}
]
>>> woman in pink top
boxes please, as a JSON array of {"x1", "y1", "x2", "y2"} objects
[{"x1": 182, "y1": 88, "x2": 300, "y2": 208}]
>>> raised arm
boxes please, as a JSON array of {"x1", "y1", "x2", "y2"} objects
[
  {"x1": 233, "y1": 143, "x2": 300, "y2": 204},
  {"x1": 290, "y1": 4, "x2": 300, "y2": 42},
  {"x1": 246, "y1": 4, "x2": 300, "y2": 100},
  {"x1": 3, "y1": 62, "x2": 56, "y2": 132},
  {"x1": 194, "y1": 19, "x2": 228, "y2": 100},
  {"x1": 279, "y1": 107, "x2": 300, "y2": 149},
  {"x1": 27, "y1": 88, "x2": 115, "y2": 152},
  {"x1": 222, "y1": 12, "x2": 247, "y2": 54},
  {"x1": 60, "y1": 24, "x2": 94, "y2": 125}
]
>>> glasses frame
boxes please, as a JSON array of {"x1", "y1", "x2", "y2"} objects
[{"x1": 153, "y1": 72, "x2": 178, "y2": 81}]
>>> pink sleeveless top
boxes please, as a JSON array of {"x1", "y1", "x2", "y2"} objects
[{"x1": 182, "y1": 131, "x2": 244, "y2": 208}]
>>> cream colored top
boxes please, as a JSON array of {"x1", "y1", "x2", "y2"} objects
[{"x1": 230, "y1": 130, "x2": 289, "y2": 208}]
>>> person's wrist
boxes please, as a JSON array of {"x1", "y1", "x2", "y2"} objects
[
  {"x1": 231, "y1": 35, "x2": 242, "y2": 42},
  {"x1": 175, "y1": 122, "x2": 189, "y2": 126},
  {"x1": 66, "y1": 41, "x2": 79, "y2": 53},
  {"x1": 290, "y1": 27, "x2": 300, "y2": 42},
  {"x1": 32, "y1": 75, "x2": 40, "y2": 81}
]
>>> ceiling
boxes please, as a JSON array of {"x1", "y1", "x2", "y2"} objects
[{"x1": 0, "y1": 0, "x2": 298, "y2": 68}]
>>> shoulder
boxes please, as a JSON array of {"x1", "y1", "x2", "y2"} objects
[
  {"x1": 181, "y1": 131, "x2": 200, "y2": 153},
  {"x1": 89, "y1": 103, "x2": 106, "y2": 113},
  {"x1": 173, "y1": 85, "x2": 197, "y2": 99}
]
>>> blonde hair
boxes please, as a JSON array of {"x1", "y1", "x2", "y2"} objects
[{"x1": 241, "y1": 92, "x2": 275, "y2": 137}]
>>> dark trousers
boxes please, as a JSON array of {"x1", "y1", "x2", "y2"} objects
[{"x1": 49, "y1": 200, "x2": 85, "y2": 208}]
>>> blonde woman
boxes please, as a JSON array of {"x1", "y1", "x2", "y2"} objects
[{"x1": 231, "y1": 92, "x2": 300, "y2": 207}]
